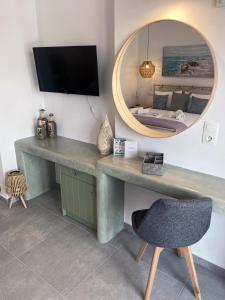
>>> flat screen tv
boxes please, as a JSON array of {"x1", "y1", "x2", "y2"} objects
[{"x1": 33, "y1": 46, "x2": 99, "y2": 96}]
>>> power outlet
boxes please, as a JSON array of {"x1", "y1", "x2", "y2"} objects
[{"x1": 202, "y1": 121, "x2": 220, "y2": 145}]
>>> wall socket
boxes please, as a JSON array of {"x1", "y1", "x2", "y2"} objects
[
  {"x1": 202, "y1": 121, "x2": 220, "y2": 145},
  {"x1": 216, "y1": 0, "x2": 225, "y2": 7}
]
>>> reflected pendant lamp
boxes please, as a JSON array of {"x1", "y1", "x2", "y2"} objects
[{"x1": 139, "y1": 25, "x2": 155, "y2": 78}]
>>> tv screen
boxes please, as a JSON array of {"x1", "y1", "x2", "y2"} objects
[{"x1": 33, "y1": 46, "x2": 99, "y2": 96}]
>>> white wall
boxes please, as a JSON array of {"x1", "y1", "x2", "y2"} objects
[
  {"x1": 0, "y1": 154, "x2": 4, "y2": 195},
  {"x1": 35, "y1": 0, "x2": 115, "y2": 144},
  {"x1": 115, "y1": 0, "x2": 225, "y2": 269},
  {"x1": 0, "y1": 0, "x2": 44, "y2": 194},
  {"x1": 120, "y1": 38, "x2": 139, "y2": 108}
]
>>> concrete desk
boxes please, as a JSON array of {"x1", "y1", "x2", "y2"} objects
[
  {"x1": 15, "y1": 136, "x2": 103, "y2": 200},
  {"x1": 97, "y1": 155, "x2": 225, "y2": 243},
  {"x1": 15, "y1": 137, "x2": 225, "y2": 244}
]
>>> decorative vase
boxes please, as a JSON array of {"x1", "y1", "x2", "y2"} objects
[
  {"x1": 36, "y1": 109, "x2": 47, "y2": 139},
  {"x1": 47, "y1": 113, "x2": 57, "y2": 138},
  {"x1": 38, "y1": 109, "x2": 48, "y2": 135},
  {"x1": 36, "y1": 119, "x2": 46, "y2": 140},
  {"x1": 97, "y1": 115, "x2": 113, "y2": 155}
]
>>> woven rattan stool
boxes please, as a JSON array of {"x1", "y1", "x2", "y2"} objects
[{"x1": 6, "y1": 170, "x2": 27, "y2": 208}]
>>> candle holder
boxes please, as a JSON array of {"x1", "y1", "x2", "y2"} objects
[{"x1": 6, "y1": 170, "x2": 27, "y2": 208}]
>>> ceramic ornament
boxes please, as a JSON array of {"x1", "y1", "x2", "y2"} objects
[{"x1": 97, "y1": 115, "x2": 113, "y2": 155}]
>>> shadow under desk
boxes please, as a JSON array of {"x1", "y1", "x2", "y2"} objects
[{"x1": 15, "y1": 136, "x2": 225, "y2": 244}]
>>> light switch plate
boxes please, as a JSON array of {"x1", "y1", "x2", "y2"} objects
[
  {"x1": 202, "y1": 121, "x2": 220, "y2": 145},
  {"x1": 216, "y1": 0, "x2": 225, "y2": 7}
]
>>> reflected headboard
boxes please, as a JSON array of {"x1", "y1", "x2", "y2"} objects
[{"x1": 154, "y1": 84, "x2": 212, "y2": 95}]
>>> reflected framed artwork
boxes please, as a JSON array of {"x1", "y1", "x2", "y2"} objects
[{"x1": 162, "y1": 44, "x2": 214, "y2": 78}]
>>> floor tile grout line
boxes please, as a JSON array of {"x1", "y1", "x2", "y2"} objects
[
  {"x1": 7, "y1": 219, "x2": 118, "y2": 298},
  {"x1": 30, "y1": 189, "x2": 93, "y2": 234},
  {"x1": 65, "y1": 245, "x2": 187, "y2": 299},
  {"x1": 2, "y1": 221, "x2": 71, "y2": 259},
  {"x1": 106, "y1": 239, "x2": 190, "y2": 287},
  {"x1": 16, "y1": 255, "x2": 67, "y2": 298},
  {"x1": 175, "y1": 286, "x2": 185, "y2": 300},
  {"x1": 2, "y1": 192, "x2": 223, "y2": 300},
  {"x1": 0, "y1": 244, "x2": 16, "y2": 268},
  {"x1": 1, "y1": 201, "x2": 92, "y2": 259},
  {"x1": 29, "y1": 201, "x2": 69, "y2": 222},
  {"x1": 138, "y1": 251, "x2": 190, "y2": 287},
  {"x1": 33, "y1": 197, "x2": 95, "y2": 235},
  {"x1": 63, "y1": 244, "x2": 120, "y2": 298},
  {"x1": 0, "y1": 219, "x2": 193, "y2": 297},
  {"x1": 30, "y1": 195, "x2": 127, "y2": 252},
  {"x1": 123, "y1": 247, "x2": 195, "y2": 291},
  {"x1": 0, "y1": 249, "x2": 68, "y2": 300}
]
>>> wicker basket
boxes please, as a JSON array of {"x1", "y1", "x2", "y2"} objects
[{"x1": 6, "y1": 170, "x2": 27, "y2": 197}]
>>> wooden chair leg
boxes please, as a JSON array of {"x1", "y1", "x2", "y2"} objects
[
  {"x1": 177, "y1": 248, "x2": 185, "y2": 258},
  {"x1": 181, "y1": 247, "x2": 201, "y2": 300},
  {"x1": 144, "y1": 247, "x2": 163, "y2": 300},
  {"x1": 136, "y1": 242, "x2": 149, "y2": 262},
  {"x1": 20, "y1": 195, "x2": 27, "y2": 208},
  {"x1": 8, "y1": 197, "x2": 13, "y2": 209}
]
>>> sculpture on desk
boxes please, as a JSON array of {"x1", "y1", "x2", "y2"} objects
[
  {"x1": 35, "y1": 109, "x2": 57, "y2": 139},
  {"x1": 47, "y1": 113, "x2": 57, "y2": 138},
  {"x1": 97, "y1": 115, "x2": 113, "y2": 155},
  {"x1": 36, "y1": 109, "x2": 47, "y2": 139}
]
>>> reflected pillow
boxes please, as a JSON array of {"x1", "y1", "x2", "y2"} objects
[
  {"x1": 191, "y1": 93, "x2": 210, "y2": 99},
  {"x1": 153, "y1": 94, "x2": 168, "y2": 110},
  {"x1": 170, "y1": 92, "x2": 190, "y2": 111},
  {"x1": 187, "y1": 96, "x2": 208, "y2": 114},
  {"x1": 155, "y1": 90, "x2": 182, "y2": 108}
]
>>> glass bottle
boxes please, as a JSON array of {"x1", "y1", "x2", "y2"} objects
[
  {"x1": 47, "y1": 113, "x2": 57, "y2": 138},
  {"x1": 36, "y1": 119, "x2": 46, "y2": 140},
  {"x1": 38, "y1": 109, "x2": 48, "y2": 136}
]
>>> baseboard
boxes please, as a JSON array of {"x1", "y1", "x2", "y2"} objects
[
  {"x1": 0, "y1": 191, "x2": 9, "y2": 200},
  {"x1": 124, "y1": 223, "x2": 225, "y2": 276},
  {"x1": 193, "y1": 253, "x2": 225, "y2": 278}
]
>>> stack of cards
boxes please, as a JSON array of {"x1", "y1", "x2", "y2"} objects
[
  {"x1": 113, "y1": 138, "x2": 126, "y2": 156},
  {"x1": 124, "y1": 141, "x2": 138, "y2": 158},
  {"x1": 113, "y1": 138, "x2": 138, "y2": 158}
]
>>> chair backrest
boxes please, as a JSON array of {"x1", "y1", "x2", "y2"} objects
[{"x1": 136, "y1": 198, "x2": 212, "y2": 248}]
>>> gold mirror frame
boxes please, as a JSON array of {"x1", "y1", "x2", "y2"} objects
[{"x1": 112, "y1": 19, "x2": 217, "y2": 138}]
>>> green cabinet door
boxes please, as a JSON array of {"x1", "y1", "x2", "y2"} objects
[
  {"x1": 60, "y1": 167, "x2": 97, "y2": 229},
  {"x1": 77, "y1": 181, "x2": 97, "y2": 227}
]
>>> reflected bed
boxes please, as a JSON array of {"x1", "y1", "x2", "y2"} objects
[
  {"x1": 131, "y1": 108, "x2": 198, "y2": 133},
  {"x1": 130, "y1": 85, "x2": 213, "y2": 133}
]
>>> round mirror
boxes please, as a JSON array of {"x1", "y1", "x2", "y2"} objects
[{"x1": 113, "y1": 20, "x2": 215, "y2": 138}]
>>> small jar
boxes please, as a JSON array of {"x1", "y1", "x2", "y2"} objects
[
  {"x1": 36, "y1": 119, "x2": 46, "y2": 140},
  {"x1": 38, "y1": 109, "x2": 48, "y2": 135},
  {"x1": 47, "y1": 113, "x2": 57, "y2": 138}
]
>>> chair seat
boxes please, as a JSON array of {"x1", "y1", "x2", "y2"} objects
[
  {"x1": 132, "y1": 198, "x2": 212, "y2": 248},
  {"x1": 132, "y1": 209, "x2": 148, "y2": 232}
]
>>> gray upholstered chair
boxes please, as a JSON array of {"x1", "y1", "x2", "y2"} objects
[{"x1": 132, "y1": 198, "x2": 212, "y2": 300}]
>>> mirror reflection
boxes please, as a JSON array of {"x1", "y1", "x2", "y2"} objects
[{"x1": 120, "y1": 20, "x2": 214, "y2": 134}]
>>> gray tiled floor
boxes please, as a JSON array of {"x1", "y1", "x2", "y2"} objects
[{"x1": 0, "y1": 189, "x2": 224, "y2": 300}]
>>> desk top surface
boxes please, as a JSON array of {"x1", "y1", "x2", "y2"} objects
[
  {"x1": 15, "y1": 136, "x2": 225, "y2": 214},
  {"x1": 97, "y1": 155, "x2": 225, "y2": 215},
  {"x1": 15, "y1": 136, "x2": 103, "y2": 176}
]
